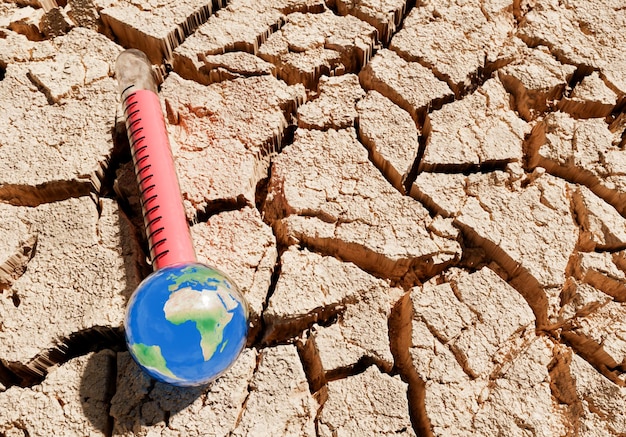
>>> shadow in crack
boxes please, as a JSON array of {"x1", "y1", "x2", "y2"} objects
[
  {"x1": 80, "y1": 350, "x2": 206, "y2": 433},
  {"x1": 0, "y1": 326, "x2": 125, "y2": 390},
  {"x1": 116, "y1": 204, "x2": 151, "y2": 306},
  {"x1": 95, "y1": 352, "x2": 205, "y2": 433},
  {"x1": 79, "y1": 349, "x2": 119, "y2": 435}
]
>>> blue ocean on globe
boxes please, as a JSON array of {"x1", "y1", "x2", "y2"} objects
[{"x1": 125, "y1": 263, "x2": 249, "y2": 386}]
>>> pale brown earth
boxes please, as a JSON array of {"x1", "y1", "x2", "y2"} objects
[{"x1": 1, "y1": 0, "x2": 626, "y2": 435}]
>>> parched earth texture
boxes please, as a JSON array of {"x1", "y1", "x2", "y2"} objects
[{"x1": 1, "y1": 0, "x2": 626, "y2": 435}]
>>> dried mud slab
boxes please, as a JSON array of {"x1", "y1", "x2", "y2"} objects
[
  {"x1": 181, "y1": 51, "x2": 276, "y2": 85},
  {"x1": 0, "y1": 1, "x2": 76, "y2": 40},
  {"x1": 526, "y1": 112, "x2": 626, "y2": 216},
  {"x1": 389, "y1": 0, "x2": 514, "y2": 95},
  {"x1": 100, "y1": 0, "x2": 226, "y2": 64},
  {"x1": 158, "y1": 72, "x2": 304, "y2": 217},
  {"x1": 420, "y1": 77, "x2": 529, "y2": 172},
  {"x1": 191, "y1": 207, "x2": 277, "y2": 338},
  {"x1": 559, "y1": 280, "x2": 611, "y2": 322},
  {"x1": 571, "y1": 252, "x2": 626, "y2": 304},
  {"x1": 303, "y1": 284, "x2": 403, "y2": 376},
  {"x1": 559, "y1": 71, "x2": 619, "y2": 119},
  {"x1": 0, "y1": 4, "x2": 45, "y2": 40},
  {"x1": 0, "y1": 28, "x2": 121, "y2": 204},
  {"x1": 0, "y1": 351, "x2": 116, "y2": 436},
  {"x1": 518, "y1": 0, "x2": 626, "y2": 95},
  {"x1": 263, "y1": 247, "x2": 383, "y2": 344},
  {"x1": 420, "y1": 334, "x2": 567, "y2": 436},
  {"x1": 405, "y1": 269, "x2": 566, "y2": 435},
  {"x1": 0, "y1": 208, "x2": 34, "y2": 290},
  {"x1": 110, "y1": 349, "x2": 257, "y2": 436},
  {"x1": 270, "y1": 249, "x2": 406, "y2": 376},
  {"x1": 266, "y1": 128, "x2": 461, "y2": 282},
  {"x1": 565, "y1": 297, "x2": 626, "y2": 376},
  {"x1": 231, "y1": 345, "x2": 318, "y2": 437},
  {"x1": 411, "y1": 267, "x2": 535, "y2": 379},
  {"x1": 359, "y1": 48, "x2": 453, "y2": 123},
  {"x1": 497, "y1": 39, "x2": 576, "y2": 121},
  {"x1": 570, "y1": 351, "x2": 626, "y2": 435},
  {"x1": 572, "y1": 185, "x2": 626, "y2": 252},
  {"x1": 258, "y1": 10, "x2": 376, "y2": 88},
  {"x1": 40, "y1": 7, "x2": 74, "y2": 38},
  {"x1": 0, "y1": 3, "x2": 21, "y2": 28},
  {"x1": 333, "y1": 0, "x2": 409, "y2": 44},
  {"x1": 469, "y1": 337, "x2": 568, "y2": 436},
  {"x1": 412, "y1": 167, "x2": 579, "y2": 325},
  {"x1": 317, "y1": 365, "x2": 415, "y2": 437},
  {"x1": 356, "y1": 89, "x2": 419, "y2": 192},
  {"x1": 0, "y1": 29, "x2": 37, "y2": 65},
  {"x1": 0, "y1": 197, "x2": 141, "y2": 363},
  {"x1": 297, "y1": 73, "x2": 364, "y2": 130},
  {"x1": 173, "y1": 0, "x2": 325, "y2": 84}
]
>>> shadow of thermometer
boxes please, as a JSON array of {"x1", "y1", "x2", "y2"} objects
[{"x1": 116, "y1": 49, "x2": 249, "y2": 387}]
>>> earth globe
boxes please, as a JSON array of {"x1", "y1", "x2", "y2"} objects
[{"x1": 125, "y1": 263, "x2": 249, "y2": 386}]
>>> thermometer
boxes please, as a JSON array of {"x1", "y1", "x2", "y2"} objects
[{"x1": 116, "y1": 49, "x2": 249, "y2": 387}]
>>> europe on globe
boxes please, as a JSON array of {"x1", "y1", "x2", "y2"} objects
[{"x1": 125, "y1": 263, "x2": 249, "y2": 386}]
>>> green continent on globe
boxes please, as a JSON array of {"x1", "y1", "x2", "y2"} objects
[
  {"x1": 167, "y1": 265, "x2": 230, "y2": 292},
  {"x1": 130, "y1": 343, "x2": 178, "y2": 379},
  {"x1": 163, "y1": 287, "x2": 237, "y2": 361}
]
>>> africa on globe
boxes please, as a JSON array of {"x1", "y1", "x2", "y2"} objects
[{"x1": 125, "y1": 263, "x2": 249, "y2": 386}]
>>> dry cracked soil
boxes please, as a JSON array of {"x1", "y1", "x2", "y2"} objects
[{"x1": 1, "y1": 0, "x2": 626, "y2": 435}]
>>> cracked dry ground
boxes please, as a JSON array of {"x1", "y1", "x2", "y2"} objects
[{"x1": 1, "y1": 0, "x2": 626, "y2": 436}]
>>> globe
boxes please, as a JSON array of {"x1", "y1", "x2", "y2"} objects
[{"x1": 125, "y1": 263, "x2": 249, "y2": 386}]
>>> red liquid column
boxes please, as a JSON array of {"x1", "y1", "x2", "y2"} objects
[{"x1": 118, "y1": 51, "x2": 196, "y2": 270}]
